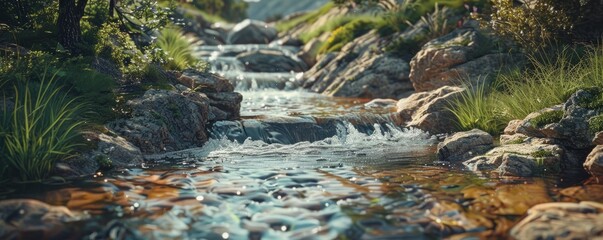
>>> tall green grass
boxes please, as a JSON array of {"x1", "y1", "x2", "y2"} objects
[
  {"x1": 449, "y1": 46, "x2": 603, "y2": 134},
  {"x1": 0, "y1": 73, "x2": 84, "y2": 182},
  {"x1": 155, "y1": 27, "x2": 196, "y2": 71}
]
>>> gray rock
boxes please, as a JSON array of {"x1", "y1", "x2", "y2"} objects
[
  {"x1": 237, "y1": 49, "x2": 308, "y2": 73},
  {"x1": 176, "y1": 70, "x2": 234, "y2": 93},
  {"x1": 206, "y1": 92, "x2": 242, "y2": 121},
  {"x1": 96, "y1": 133, "x2": 144, "y2": 168},
  {"x1": 227, "y1": 19, "x2": 277, "y2": 44},
  {"x1": 0, "y1": 199, "x2": 85, "y2": 239},
  {"x1": 303, "y1": 31, "x2": 414, "y2": 99},
  {"x1": 396, "y1": 86, "x2": 465, "y2": 134},
  {"x1": 585, "y1": 145, "x2": 603, "y2": 181},
  {"x1": 510, "y1": 202, "x2": 603, "y2": 240},
  {"x1": 409, "y1": 27, "x2": 523, "y2": 92},
  {"x1": 109, "y1": 90, "x2": 211, "y2": 154},
  {"x1": 437, "y1": 129, "x2": 493, "y2": 161},
  {"x1": 463, "y1": 143, "x2": 563, "y2": 177},
  {"x1": 297, "y1": 38, "x2": 322, "y2": 67}
]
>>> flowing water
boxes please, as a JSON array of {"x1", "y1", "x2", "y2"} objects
[{"x1": 0, "y1": 44, "x2": 592, "y2": 239}]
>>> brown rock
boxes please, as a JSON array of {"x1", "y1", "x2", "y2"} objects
[
  {"x1": 397, "y1": 86, "x2": 464, "y2": 134},
  {"x1": 585, "y1": 145, "x2": 603, "y2": 180}
]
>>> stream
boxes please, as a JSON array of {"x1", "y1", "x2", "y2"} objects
[{"x1": 1, "y1": 43, "x2": 584, "y2": 239}]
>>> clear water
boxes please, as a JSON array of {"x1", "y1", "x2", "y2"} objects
[{"x1": 0, "y1": 44, "x2": 593, "y2": 239}]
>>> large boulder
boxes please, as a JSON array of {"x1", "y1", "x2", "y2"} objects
[
  {"x1": 409, "y1": 25, "x2": 522, "y2": 92},
  {"x1": 584, "y1": 145, "x2": 603, "y2": 181},
  {"x1": 463, "y1": 143, "x2": 564, "y2": 177},
  {"x1": 176, "y1": 70, "x2": 234, "y2": 93},
  {"x1": 511, "y1": 202, "x2": 603, "y2": 240},
  {"x1": 109, "y1": 90, "x2": 211, "y2": 154},
  {"x1": 0, "y1": 199, "x2": 83, "y2": 239},
  {"x1": 437, "y1": 129, "x2": 493, "y2": 161},
  {"x1": 237, "y1": 50, "x2": 308, "y2": 73},
  {"x1": 227, "y1": 19, "x2": 277, "y2": 44},
  {"x1": 396, "y1": 86, "x2": 464, "y2": 134},
  {"x1": 302, "y1": 31, "x2": 414, "y2": 99}
]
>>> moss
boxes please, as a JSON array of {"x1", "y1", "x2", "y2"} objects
[
  {"x1": 95, "y1": 155, "x2": 113, "y2": 170},
  {"x1": 318, "y1": 19, "x2": 375, "y2": 54},
  {"x1": 531, "y1": 150, "x2": 555, "y2": 158},
  {"x1": 576, "y1": 88, "x2": 603, "y2": 110},
  {"x1": 275, "y1": 2, "x2": 334, "y2": 33},
  {"x1": 588, "y1": 114, "x2": 603, "y2": 133},
  {"x1": 506, "y1": 138, "x2": 526, "y2": 144},
  {"x1": 530, "y1": 110, "x2": 564, "y2": 128}
]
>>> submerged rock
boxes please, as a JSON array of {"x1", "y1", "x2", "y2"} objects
[
  {"x1": 227, "y1": 19, "x2": 277, "y2": 44},
  {"x1": 409, "y1": 25, "x2": 522, "y2": 92},
  {"x1": 237, "y1": 49, "x2": 307, "y2": 73},
  {"x1": 464, "y1": 143, "x2": 563, "y2": 177},
  {"x1": 0, "y1": 199, "x2": 84, "y2": 239},
  {"x1": 585, "y1": 145, "x2": 603, "y2": 181},
  {"x1": 397, "y1": 86, "x2": 464, "y2": 134},
  {"x1": 437, "y1": 129, "x2": 493, "y2": 161},
  {"x1": 511, "y1": 202, "x2": 603, "y2": 240},
  {"x1": 303, "y1": 31, "x2": 414, "y2": 99}
]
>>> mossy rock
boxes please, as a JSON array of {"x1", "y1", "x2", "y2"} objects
[
  {"x1": 589, "y1": 114, "x2": 603, "y2": 133},
  {"x1": 576, "y1": 87, "x2": 603, "y2": 110},
  {"x1": 530, "y1": 110, "x2": 564, "y2": 128}
]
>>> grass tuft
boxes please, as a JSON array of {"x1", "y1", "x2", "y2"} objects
[
  {"x1": 1, "y1": 73, "x2": 84, "y2": 182},
  {"x1": 155, "y1": 27, "x2": 196, "y2": 71}
]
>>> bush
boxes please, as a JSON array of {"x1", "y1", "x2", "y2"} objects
[
  {"x1": 0, "y1": 75, "x2": 84, "y2": 182},
  {"x1": 94, "y1": 22, "x2": 149, "y2": 79},
  {"x1": 153, "y1": 27, "x2": 196, "y2": 71},
  {"x1": 474, "y1": 0, "x2": 572, "y2": 48},
  {"x1": 319, "y1": 19, "x2": 375, "y2": 53}
]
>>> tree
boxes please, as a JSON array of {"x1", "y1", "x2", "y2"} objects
[{"x1": 57, "y1": 0, "x2": 89, "y2": 50}]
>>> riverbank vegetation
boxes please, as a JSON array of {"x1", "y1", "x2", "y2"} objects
[{"x1": 0, "y1": 0, "x2": 211, "y2": 183}]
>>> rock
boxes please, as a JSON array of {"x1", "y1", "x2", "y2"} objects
[
  {"x1": 364, "y1": 99, "x2": 398, "y2": 109},
  {"x1": 297, "y1": 38, "x2": 322, "y2": 67},
  {"x1": 176, "y1": 70, "x2": 234, "y2": 93},
  {"x1": 510, "y1": 202, "x2": 603, "y2": 240},
  {"x1": 584, "y1": 145, "x2": 603, "y2": 181},
  {"x1": 109, "y1": 90, "x2": 211, "y2": 154},
  {"x1": 560, "y1": 185, "x2": 603, "y2": 202},
  {"x1": 464, "y1": 143, "x2": 563, "y2": 177},
  {"x1": 237, "y1": 50, "x2": 308, "y2": 73},
  {"x1": 227, "y1": 19, "x2": 277, "y2": 44},
  {"x1": 437, "y1": 129, "x2": 493, "y2": 161},
  {"x1": 205, "y1": 92, "x2": 242, "y2": 121},
  {"x1": 409, "y1": 27, "x2": 523, "y2": 92},
  {"x1": 0, "y1": 199, "x2": 84, "y2": 239},
  {"x1": 397, "y1": 86, "x2": 465, "y2": 134},
  {"x1": 303, "y1": 31, "x2": 414, "y2": 99},
  {"x1": 95, "y1": 133, "x2": 144, "y2": 168},
  {"x1": 512, "y1": 89, "x2": 603, "y2": 150}
]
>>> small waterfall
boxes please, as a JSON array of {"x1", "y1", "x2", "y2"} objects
[{"x1": 194, "y1": 44, "x2": 304, "y2": 91}]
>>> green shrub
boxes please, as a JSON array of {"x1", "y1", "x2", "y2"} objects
[
  {"x1": 94, "y1": 22, "x2": 149, "y2": 79},
  {"x1": 319, "y1": 19, "x2": 375, "y2": 53},
  {"x1": 385, "y1": 33, "x2": 427, "y2": 58},
  {"x1": 154, "y1": 27, "x2": 196, "y2": 71},
  {"x1": 474, "y1": 0, "x2": 572, "y2": 48},
  {"x1": 0, "y1": 75, "x2": 84, "y2": 182},
  {"x1": 530, "y1": 110, "x2": 563, "y2": 128}
]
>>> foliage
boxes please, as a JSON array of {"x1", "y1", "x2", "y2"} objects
[
  {"x1": 0, "y1": 75, "x2": 84, "y2": 182},
  {"x1": 299, "y1": 14, "x2": 375, "y2": 43},
  {"x1": 319, "y1": 19, "x2": 375, "y2": 53},
  {"x1": 153, "y1": 27, "x2": 196, "y2": 71},
  {"x1": 276, "y1": 2, "x2": 335, "y2": 33},
  {"x1": 94, "y1": 22, "x2": 149, "y2": 79},
  {"x1": 530, "y1": 110, "x2": 563, "y2": 128},
  {"x1": 0, "y1": 0, "x2": 58, "y2": 30},
  {"x1": 473, "y1": 0, "x2": 572, "y2": 49},
  {"x1": 448, "y1": 81, "x2": 504, "y2": 135},
  {"x1": 449, "y1": 46, "x2": 603, "y2": 134}
]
